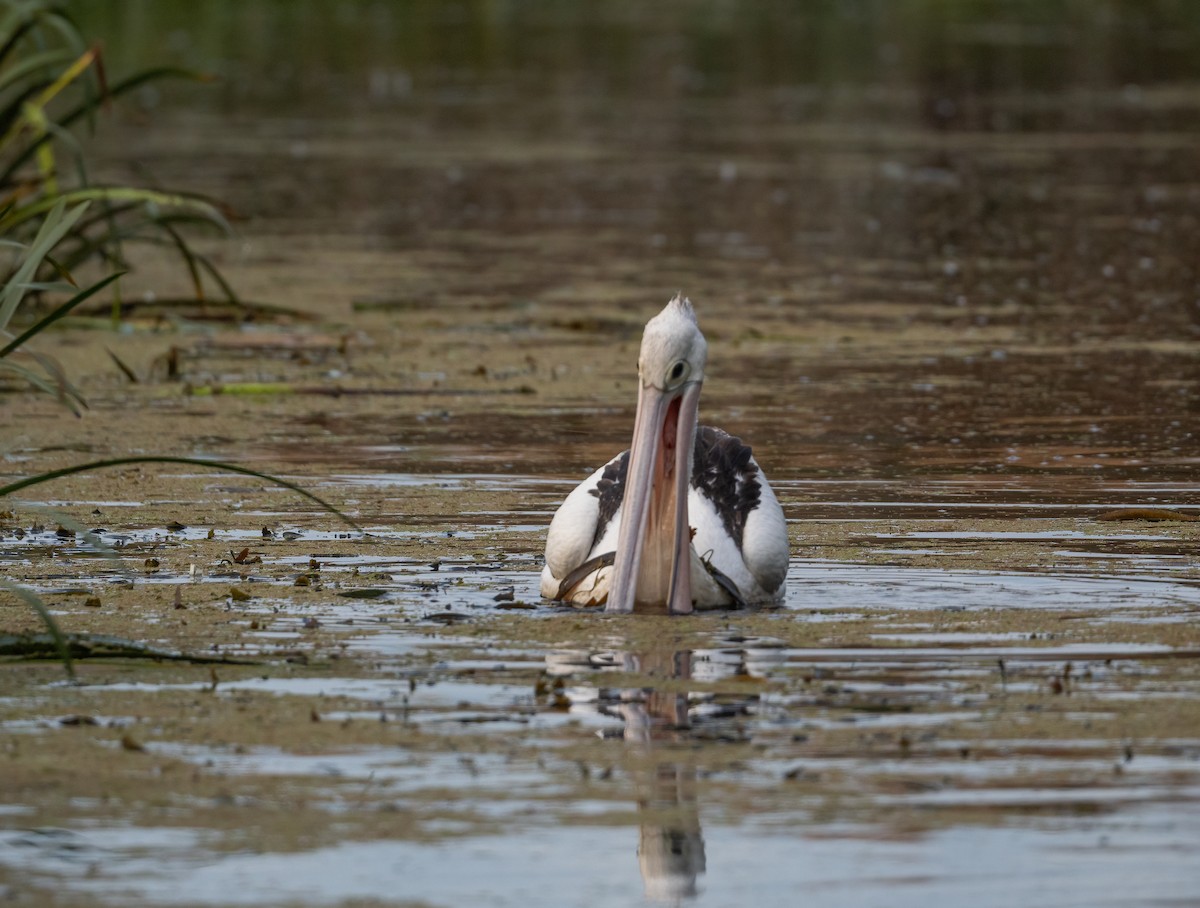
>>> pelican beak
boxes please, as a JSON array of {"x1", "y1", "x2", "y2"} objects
[{"x1": 607, "y1": 380, "x2": 701, "y2": 614}]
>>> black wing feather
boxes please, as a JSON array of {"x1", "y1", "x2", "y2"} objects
[
  {"x1": 691, "y1": 426, "x2": 761, "y2": 546},
  {"x1": 587, "y1": 427, "x2": 761, "y2": 550},
  {"x1": 588, "y1": 450, "x2": 629, "y2": 550}
]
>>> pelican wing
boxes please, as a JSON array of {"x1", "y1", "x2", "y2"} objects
[
  {"x1": 692, "y1": 426, "x2": 788, "y2": 601},
  {"x1": 541, "y1": 453, "x2": 628, "y2": 600}
]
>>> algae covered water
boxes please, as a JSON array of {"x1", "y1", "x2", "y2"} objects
[{"x1": 3, "y1": 3, "x2": 1200, "y2": 905}]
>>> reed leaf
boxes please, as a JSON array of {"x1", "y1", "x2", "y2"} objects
[
  {"x1": 29, "y1": 44, "x2": 96, "y2": 111},
  {"x1": 0, "y1": 456, "x2": 363, "y2": 531},
  {"x1": 0, "y1": 197, "x2": 87, "y2": 328},
  {"x1": 0, "y1": 66, "x2": 209, "y2": 186},
  {"x1": 0, "y1": 44, "x2": 95, "y2": 154},
  {"x1": 0, "y1": 578, "x2": 76, "y2": 680},
  {"x1": 0, "y1": 269, "x2": 122, "y2": 357},
  {"x1": 0, "y1": 47, "x2": 75, "y2": 94},
  {"x1": 157, "y1": 219, "x2": 204, "y2": 299},
  {"x1": 0, "y1": 4, "x2": 82, "y2": 71},
  {"x1": 36, "y1": 251, "x2": 78, "y2": 286},
  {"x1": 8, "y1": 346, "x2": 85, "y2": 412},
  {"x1": 33, "y1": 9, "x2": 88, "y2": 60},
  {"x1": 194, "y1": 250, "x2": 241, "y2": 304},
  {"x1": 0, "y1": 356, "x2": 67, "y2": 399},
  {"x1": 0, "y1": 187, "x2": 228, "y2": 236},
  {"x1": 0, "y1": 1, "x2": 238, "y2": 403},
  {"x1": 0, "y1": 78, "x2": 48, "y2": 142},
  {"x1": 11, "y1": 279, "x2": 75, "y2": 293}
]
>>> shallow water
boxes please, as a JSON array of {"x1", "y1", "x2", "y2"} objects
[
  {"x1": 4, "y1": 2, "x2": 1200, "y2": 905},
  {"x1": 3, "y1": 477, "x2": 1200, "y2": 906},
  {"x1": 6, "y1": 806, "x2": 1200, "y2": 908},
  {"x1": 3, "y1": 483, "x2": 1199, "y2": 904}
]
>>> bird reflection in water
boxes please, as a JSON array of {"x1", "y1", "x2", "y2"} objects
[
  {"x1": 547, "y1": 643, "x2": 769, "y2": 900},
  {"x1": 619, "y1": 649, "x2": 706, "y2": 902}
]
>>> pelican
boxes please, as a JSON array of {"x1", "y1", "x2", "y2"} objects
[{"x1": 540, "y1": 295, "x2": 789, "y2": 613}]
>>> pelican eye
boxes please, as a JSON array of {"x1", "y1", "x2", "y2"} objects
[{"x1": 667, "y1": 360, "x2": 688, "y2": 385}]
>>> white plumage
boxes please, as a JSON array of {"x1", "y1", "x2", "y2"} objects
[{"x1": 541, "y1": 296, "x2": 789, "y2": 613}]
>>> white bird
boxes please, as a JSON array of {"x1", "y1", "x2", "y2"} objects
[{"x1": 540, "y1": 295, "x2": 789, "y2": 613}]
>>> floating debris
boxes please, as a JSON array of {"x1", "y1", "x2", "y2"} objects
[{"x1": 1096, "y1": 508, "x2": 1198, "y2": 522}]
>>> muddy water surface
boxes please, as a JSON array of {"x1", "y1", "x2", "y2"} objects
[{"x1": 3, "y1": 3, "x2": 1200, "y2": 906}]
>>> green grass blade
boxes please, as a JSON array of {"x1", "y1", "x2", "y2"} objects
[
  {"x1": 0, "y1": 47, "x2": 76, "y2": 94},
  {"x1": 156, "y1": 219, "x2": 204, "y2": 298},
  {"x1": 64, "y1": 66, "x2": 212, "y2": 122},
  {"x1": 1, "y1": 46, "x2": 96, "y2": 154},
  {"x1": 194, "y1": 251, "x2": 240, "y2": 304},
  {"x1": 0, "y1": 8, "x2": 46, "y2": 71},
  {"x1": 0, "y1": 358, "x2": 76, "y2": 407},
  {"x1": 37, "y1": 10, "x2": 89, "y2": 58},
  {"x1": 0, "y1": 198, "x2": 89, "y2": 330},
  {"x1": 0, "y1": 67, "x2": 212, "y2": 183},
  {"x1": 0, "y1": 354, "x2": 85, "y2": 414},
  {"x1": 39, "y1": 252, "x2": 80, "y2": 286},
  {"x1": 0, "y1": 270, "x2": 123, "y2": 357},
  {"x1": 38, "y1": 110, "x2": 89, "y2": 181},
  {"x1": 0, "y1": 456, "x2": 362, "y2": 531},
  {"x1": 14, "y1": 280, "x2": 77, "y2": 294},
  {"x1": 0, "y1": 77, "x2": 50, "y2": 144},
  {"x1": 69, "y1": 199, "x2": 140, "y2": 233},
  {"x1": 0, "y1": 578, "x2": 75, "y2": 680},
  {"x1": 57, "y1": 210, "x2": 231, "y2": 274},
  {"x1": 0, "y1": 188, "x2": 228, "y2": 236},
  {"x1": 16, "y1": 347, "x2": 86, "y2": 411}
]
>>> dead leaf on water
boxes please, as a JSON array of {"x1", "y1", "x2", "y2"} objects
[
  {"x1": 105, "y1": 347, "x2": 139, "y2": 383},
  {"x1": 338, "y1": 588, "x2": 388, "y2": 599},
  {"x1": 1096, "y1": 508, "x2": 1198, "y2": 522},
  {"x1": 425, "y1": 611, "x2": 470, "y2": 624}
]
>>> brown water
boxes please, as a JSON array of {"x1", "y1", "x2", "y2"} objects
[{"x1": 2, "y1": 3, "x2": 1200, "y2": 905}]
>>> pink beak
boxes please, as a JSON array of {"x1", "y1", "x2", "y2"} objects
[{"x1": 606, "y1": 380, "x2": 701, "y2": 614}]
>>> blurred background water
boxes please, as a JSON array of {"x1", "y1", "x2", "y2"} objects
[
  {"x1": 69, "y1": 1, "x2": 1200, "y2": 329},
  {"x1": 62, "y1": 0, "x2": 1200, "y2": 481}
]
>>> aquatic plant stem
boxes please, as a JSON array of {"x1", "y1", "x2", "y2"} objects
[
  {"x1": 0, "y1": 579, "x2": 74, "y2": 680},
  {"x1": 0, "y1": 456, "x2": 362, "y2": 531}
]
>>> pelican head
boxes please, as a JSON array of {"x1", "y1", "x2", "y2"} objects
[{"x1": 607, "y1": 294, "x2": 707, "y2": 614}]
